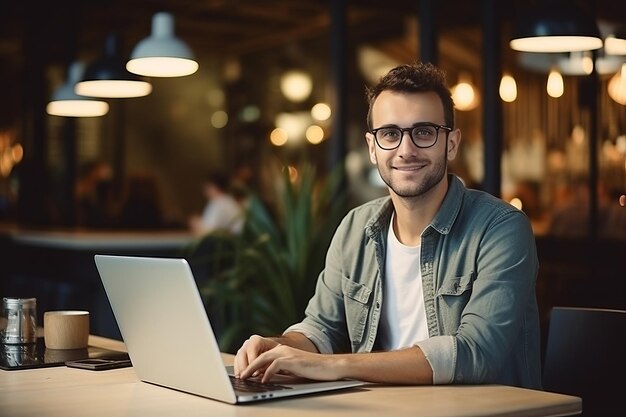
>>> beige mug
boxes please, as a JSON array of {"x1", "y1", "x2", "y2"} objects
[{"x1": 44, "y1": 311, "x2": 90, "y2": 350}]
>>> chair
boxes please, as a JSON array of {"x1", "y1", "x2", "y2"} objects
[{"x1": 543, "y1": 306, "x2": 626, "y2": 416}]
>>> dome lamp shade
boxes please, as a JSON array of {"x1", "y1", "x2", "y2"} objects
[
  {"x1": 126, "y1": 12, "x2": 198, "y2": 77},
  {"x1": 75, "y1": 34, "x2": 152, "y2": 98},
  {"x1": 46, "y1": 61, "x2": 109, "y2": 117},
  {"x1": 510, "y1": 2, "x2": 603, "y2": 53}
]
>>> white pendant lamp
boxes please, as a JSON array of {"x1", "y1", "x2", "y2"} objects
[
  {"x1": 75, "y1": 34, "x2": 152, "y2": 98},
  {"x1": 510, "y1": 1, "x2": 603, "y2": 53},
  {"x1": 126, "y1": 12, "x2": 198, "y2": 77},
  {"x1": 46, "y1": 62, "x2": 109, "y2": 117}
]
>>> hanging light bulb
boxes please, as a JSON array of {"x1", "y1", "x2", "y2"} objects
[
  {"x1": 547, "y1": 69, "x2": 564, "y2": 98},
  {"x1": 499, "y1": 74, "x2": 518, "y2": 102},
  {"x1": 581, "y1": 52, "x2": 594, "y2": 74},
  {"x1": 451, "y1": 73, "x2": 479, "y2": 111},
  {"x1": 608, "y1": 64, "x2": 626, "y2": 105}
]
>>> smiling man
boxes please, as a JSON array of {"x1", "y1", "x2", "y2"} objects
[{"x1": 234, "y1": 62, "x2": 542, "y2": 389}]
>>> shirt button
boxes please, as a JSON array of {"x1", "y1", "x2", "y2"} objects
[{"x1": 376, "y1": 302, "x2": 380, "y2": 309}]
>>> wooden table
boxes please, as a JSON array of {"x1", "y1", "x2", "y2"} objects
[{"x1": 0, "y1": 336, "x2": 582, "y2": 417}]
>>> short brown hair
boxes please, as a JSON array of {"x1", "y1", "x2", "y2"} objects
[{"x1": 365, "y1": 62, "x2": 455, "y2": 129}]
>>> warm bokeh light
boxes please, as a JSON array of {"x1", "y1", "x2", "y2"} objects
[
  {"x1": 510, "y1": 36, "x2": 603, "y2": 53},
  {"x1": 46, "y1": 100, "x2": 109, "y2": 117},
  {"x1": 126, "y1": 57, "x2": 198, "y2": 78},
  {"x1": 275, "y1": 112, "x2": 309, "y2": 143},
  {"x1": 287, "y1": 165, "x2": 299, "y2": 183},
  {"x1": 311, "y1": 103, "x2": 331, "y2": 121},
  {"x1": 547, "y1": 70, "x2": 564, "y2": 98},
  {"x1": 11, "y1": 144, "x2": 23, "y2": 163},
  {"x1": 572, "y1": 125, "x2": 585, "y2": 145},
  {"x1": 499, "y1": 74, "x2": 517, "y2": 103},
  {"x1": 509, "y1": 197, "x2": 523, "y2": 210},
  {"x1": 280, "y1": 70, "x2": 312, "y2": 102},
  {"x1": 210, "y1": 110, "x2": 228, "y2": 128},
  {"x1": 616, "y1": 135, "x2": 626, "y2": 154},
  {"x1": 619, "y1": 195, "x2": 626, "y2": 207},
  {"x1": 75, "y1": 80, "x2": 152, "y2": 98},
  {"x1": 605, "y1": 35, "x2": 626, "y2": 55},
  {"x1": 581, "y1": 54, "x2": 594, "y2": 75},
  {"x1": 305, "y1": 125, "x2": 324, "y2": 144},
  {"x1": 608, "y1": 64, "x2": 626, "y2": 105},
  {"x1": 452, "y1": 81, "x2": 479, "y2": 111},
  {"x1": 270, "y1": 128, "x2": 288, "y2": 146}
]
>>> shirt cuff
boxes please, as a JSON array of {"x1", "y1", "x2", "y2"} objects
[
  {"x1": 283, "y1": 323, "x2": 334, "y2": 354},
  {"x1": 415, "y1": 335, "x2": 456, "y2": 384}
]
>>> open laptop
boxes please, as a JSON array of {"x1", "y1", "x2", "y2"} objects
[{"x1": 94, "y1": 254, "x2": 364, "y2": 404}]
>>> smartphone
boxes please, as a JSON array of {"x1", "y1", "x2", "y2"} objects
[{"x1": 66, "y1": 358, "x2": 132, "y2": 371}]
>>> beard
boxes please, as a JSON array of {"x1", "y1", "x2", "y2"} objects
[{"x1": 376, "y1": 146, "x2": 448, "y2": 200}]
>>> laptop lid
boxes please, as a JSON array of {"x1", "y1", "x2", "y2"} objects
[{"x1": 94, "y1": 254, "x2": 363, "y2": 404}]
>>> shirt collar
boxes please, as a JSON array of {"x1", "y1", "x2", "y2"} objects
[{"x1": 366, "y1": 174, "x2": 465, "y2": 238}]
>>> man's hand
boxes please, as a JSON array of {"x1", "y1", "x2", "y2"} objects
[
  {"x1": 234, "y1": 333, "x2": 433, "y2": 385},
  {"x1": 237, "y1": 344, "x2": 340, "y2": 383},
  {"x1": 233, "y1": 335, "x2": 281, "y2": 377}
]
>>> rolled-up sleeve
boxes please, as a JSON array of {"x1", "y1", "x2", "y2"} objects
[{"x1": 416, "y1": 335, "x2": 456, "y2": 384}]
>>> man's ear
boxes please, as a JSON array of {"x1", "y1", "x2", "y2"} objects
[
  {"x1": 447, "y1": 129, "x2": 461, "y2": 161},
  {"x1": 365, "y1": 132, "x2": 377, "y2": 165}
]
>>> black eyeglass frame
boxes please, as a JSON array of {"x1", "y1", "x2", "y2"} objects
[{"x1": 370, "y1": 122, "x2": 452, "y2": 150}]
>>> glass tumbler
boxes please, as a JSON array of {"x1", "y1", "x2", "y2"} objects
[{"x1": 1, "y1": 297, "x2": 37, "y2": 344}]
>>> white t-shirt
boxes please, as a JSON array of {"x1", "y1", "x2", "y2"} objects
[
  {"x1": 378, "y1": 214, "x2": 429, "y2": 350},
  {"x1": 200, "y1": 194, "x2": 244, "y2": 234}
]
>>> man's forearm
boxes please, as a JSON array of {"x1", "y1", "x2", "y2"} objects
[
  {"x1": 332, "y1": 346, "x2": 434, "y2": 384},
  {"x1": 271, "y1": 332, "x2": 319, "y2": 353}
]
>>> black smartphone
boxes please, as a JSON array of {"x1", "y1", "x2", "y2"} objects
[{"x1": 65, "y1": 358, "x2": 132, "y2": 371}]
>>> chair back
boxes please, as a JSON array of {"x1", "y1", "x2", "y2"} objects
[{"x1": 543, "y1": 306, "x2": 626, "y2": 416}]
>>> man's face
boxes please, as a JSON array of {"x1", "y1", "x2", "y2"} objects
[{"x1": 365, "y1": 90, "x2": 460, "y2": 200}]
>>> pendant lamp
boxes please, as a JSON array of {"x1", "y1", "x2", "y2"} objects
[
  {"x1": 126, "y1": 12, "x2": 198, "y2": 77},
  {"x1": 510, "y1": 1, "x2": 603, "y2": 53},
  {"x1": 605, "y1": 31, "x2": 626, "y2": 56},
  {"x1": 47, "y1": 62, "x2": 109, "y2": 117},
  {"x1": 75, "y1": 34, "x2": 152, "y2": 98}
]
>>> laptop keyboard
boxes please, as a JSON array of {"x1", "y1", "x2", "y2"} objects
[{"x1": 229, "y1": 375, "x2": 292, "y2": 393}]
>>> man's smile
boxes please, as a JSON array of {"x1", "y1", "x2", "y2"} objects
[{"x1": 393, "y1": 163, "x2": 428, "y2": 172}]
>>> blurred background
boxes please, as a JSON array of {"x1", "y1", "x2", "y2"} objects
[{"x1": 0, "y1": 0, "x2": 625, "y2": 342}]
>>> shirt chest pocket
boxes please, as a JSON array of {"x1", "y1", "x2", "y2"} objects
[
  {"x1": 341, "y1": 278, "x2": 371, "y2": 347},
  {"x1": 436, "y1": 272, "x2": 475, "y2": 324}
]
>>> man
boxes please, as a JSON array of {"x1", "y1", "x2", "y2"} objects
[
  {"x1": 234, "y1": 62, "x2": 541, "y2": 389},
  {"x1": 189, "y1": 172, "x2": 244, "y2": 235}
]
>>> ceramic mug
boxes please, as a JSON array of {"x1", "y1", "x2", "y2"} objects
[{"x1": 44, "y1": 311, "x2": 90, "y2": 350}]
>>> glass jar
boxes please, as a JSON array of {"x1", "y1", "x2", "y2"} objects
[{"x1": 1, "y1": 297, "x2": 37, "y2": 344}]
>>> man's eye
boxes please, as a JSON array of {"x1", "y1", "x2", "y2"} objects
[
  {"x1": 381, "y1": 129, "x2": 400, "y2": 139},
  {"x1": 414, "y1": 128, "x2": 434, "y2": 136}
]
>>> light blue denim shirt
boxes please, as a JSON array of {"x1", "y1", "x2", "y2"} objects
[{"x1": 285, "y1": 174, "x2": 542, "y2": 389}]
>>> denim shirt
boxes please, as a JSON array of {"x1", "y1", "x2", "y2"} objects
[{"x1": 285, "y1": 174, "x2": 542, "y2": 389}]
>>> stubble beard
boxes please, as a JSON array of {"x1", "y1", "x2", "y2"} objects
[{"x1": 377, "y1": 146, "x2": 448, "y2": 200}]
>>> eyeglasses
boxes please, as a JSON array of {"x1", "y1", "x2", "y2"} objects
[{"x1": 370, "y1": 122, "x2": 452, "y2": 150}]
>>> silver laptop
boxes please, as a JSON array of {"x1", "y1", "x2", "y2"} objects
[{"x1": 94, "y1": 254, "x2": 364, "y2": 404}]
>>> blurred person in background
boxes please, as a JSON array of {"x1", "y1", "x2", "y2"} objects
[{"x1": 188, "y1": 171, "x2": 244, "y2": 236}]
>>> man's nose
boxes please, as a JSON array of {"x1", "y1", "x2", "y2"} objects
[{"x1": 398, "y1": 130, "x2": 418, "y2": 153}]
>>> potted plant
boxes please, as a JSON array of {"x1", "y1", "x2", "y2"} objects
[{"x1": 183, "y1": 163, "x2": 346, "y2": 352}]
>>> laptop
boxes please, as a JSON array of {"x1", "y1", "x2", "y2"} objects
[{"x1": 94, "y1": 254, "x2": 364, "y2": 404}]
